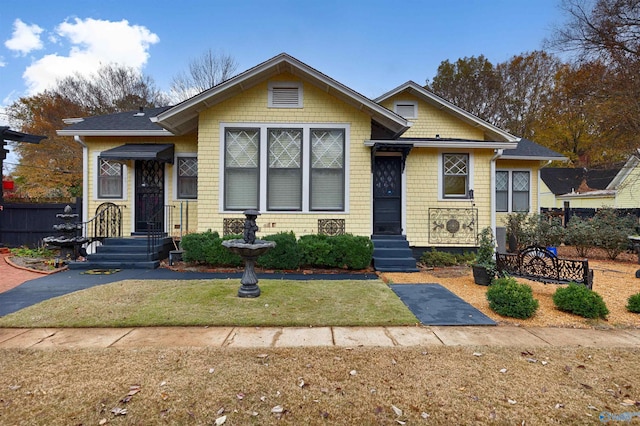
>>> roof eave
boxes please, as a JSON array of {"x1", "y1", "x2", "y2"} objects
[
  {"x1": 365, "y1": 139, "x2": 518, "y2": 149},
  {"x1": 500, "y1": 155, "x2": 569, "y2": 162},
  {"x1": 56, "y1": 130, "x2": 173, "y2": 137}
]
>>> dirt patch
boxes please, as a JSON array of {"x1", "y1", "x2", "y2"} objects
[{"x1": 5, "y1": 256, "x2": 67, "y2": 274}]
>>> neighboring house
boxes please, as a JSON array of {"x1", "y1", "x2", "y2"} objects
[
  {"x1": 540, "y1": 152, "x2": 640, "y2": 209},
  {"x1": 57, "y1": 53, "x2": 565, "y2": 268}
]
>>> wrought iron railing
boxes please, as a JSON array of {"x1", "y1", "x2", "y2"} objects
[
  {"x1": 146, "y1": 205, "x2": 175, "y2": 260},
  {"x1": 81, "y1": 202, "x2": 122, "y2": 242}
]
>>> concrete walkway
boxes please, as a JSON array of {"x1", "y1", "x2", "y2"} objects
[{"x1": 1, "y1": 326, "x2": 639, "y2": 349}]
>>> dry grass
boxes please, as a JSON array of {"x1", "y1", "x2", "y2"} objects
[
  {"x1": 1, "y1": 346, "x2": 638, "y2": 425},
  {"x1": 383, "y1": 247, "x2": 640, "y2": 328}
]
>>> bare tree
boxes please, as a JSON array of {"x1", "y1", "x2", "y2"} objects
[
  {"x1": 169, "y1": 49, "x2": 238, "y2": 102},
  {"x1": 55, "y1": 64, "x2": 169, "y2": 115}
]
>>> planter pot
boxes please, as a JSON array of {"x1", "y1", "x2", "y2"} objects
[{"x1": 472, "y1": 265, "x2": 493, "y2": 286}]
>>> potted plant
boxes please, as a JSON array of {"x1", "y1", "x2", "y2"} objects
[{"x1": 473, "y1": 226, "x2": 496, "y2": 285}]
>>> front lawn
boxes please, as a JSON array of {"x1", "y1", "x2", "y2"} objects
[{"x1": 0, "y1": 279, "x2": 418, "y2": 328}]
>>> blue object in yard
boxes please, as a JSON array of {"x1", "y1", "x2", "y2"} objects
[{"x1": 546, "y1": 247, "x2": 557, "y2": 257}]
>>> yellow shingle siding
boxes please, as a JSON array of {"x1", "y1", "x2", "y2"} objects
[
  {"x1": 196, "y1": 73, "x2": 373, "y2": 237},
  {"x1": 495, "y1": 159, "x2": 541, "y2": 228},
  {"x1": 379, "y1": 93, "x2": 484, "y2": 140},
  {"x1": 613, "y1": 165, "x2": 640, "y2": 208}
]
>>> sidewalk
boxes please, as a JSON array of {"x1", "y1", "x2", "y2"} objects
[{"x1": 1, "y1": 325, "x2": 639, "y2": 349}]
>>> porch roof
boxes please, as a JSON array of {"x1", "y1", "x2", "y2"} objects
[{"x1": 99, "y1": 144, "x2": 175, "y2": 164}]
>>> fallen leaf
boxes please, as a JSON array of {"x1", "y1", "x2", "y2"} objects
[
  {"x1": 214, "y1": 415, "x2": 227, "y2": 425},
  {"x1": 271, "y1": 405, "x2": 284, "y2": 414},
  {"x1": 237, "y1": 393, "x2": 244, "y2": 400},
  {"x1": 392, "y1": 405, "x2": 403, "y2": 416},
  {"x1": 99, "y1": 419, "x2": 107, "y2": 425},
  {"x1": 526, "y1": 358, "x2": 537, "y2": 363},
  {"x1": 217, "y1": 407, "x2": 225, "y2": 415},
  {"x1": 588, "y1": 405, "x2": 598, "y2": 410},
  {"x1": 421, "y1": 412, "x2": 430, "y2": 419},
  {"x1": 391, "y1": 358, "x2": 397, "y2": 365},
  {"x1": 508, "y1": 399, "x2": 517, "y2": 405},
  {"x1": 396, "y1": 420, "x2": 406, "y2": 425},
  {"x1": 209, "y1": 368, "x2": 215, "y2": 374},
  {"x1": 111, "y1": 407, "x2": 127, "y2": 416},
  {"x1": 541, "y1": 361, "x2": 548, "y2": 366},
  {"x1": 555, "y1": 403, "x2": 564, "y2": 409},
  {"x1": 257, "y1": 354, "x2": 269, "y2": 359},
  {"x1": 298, "y1": 378, "x2": 306, "y2": 388},
  {"x1": 581, "y1": 383, "x2": 593, "y2": 390},
  {"x1": 621, "y1": 399, "x2": 637, "y2": 406},
  {"x1": 473, "y1": 352, "x2": 483, "y2": 357},
  {"x1": 500, "y1": 368, "x2": 508, "y2": 373},
  {"x1": 8, "y1": 385, "x2": 21, "y2": 391},
  {"x1": 350, "y1": 370, "x2": 357, "y2": 376},
  {"x1": 260, "y1": 396, "x2": 267, "y2": 402}
]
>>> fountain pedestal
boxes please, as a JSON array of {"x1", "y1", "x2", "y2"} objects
[
  {"x1": 42, "y1": 205, "x2": 88, "y2": 261},
  {"x1": 221, "y1": 210, "x2": 276, "y2": 298}
]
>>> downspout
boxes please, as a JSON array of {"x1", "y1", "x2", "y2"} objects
[
  {"x1": 490, "y1": 149, "x2": 503, "y2": 234},
  {"x1": 74, "y1": 135, "x2": 89, "y2": 226},
  {"x1": 539, "y1": 160, "x2": 552, "y2": 213}
]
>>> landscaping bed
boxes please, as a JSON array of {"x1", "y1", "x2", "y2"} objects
[{"x1": 384, "y1": 247, "x2": 640, "y2": 328}]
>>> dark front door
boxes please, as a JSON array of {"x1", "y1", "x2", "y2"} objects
[
  {"x1": 373, "y1": 156, "x2": 402, "y2": 235},
  {"x1": 135, "y1": 160, "x2": 164, "y2": 232}
]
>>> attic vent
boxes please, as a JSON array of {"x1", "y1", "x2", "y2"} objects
[
  {"x1": 394, "y1": 101, "x2": 417, "y2": 119},
  {"x1": 268, "y1": 82, "x2": 303, "y2": 108}
]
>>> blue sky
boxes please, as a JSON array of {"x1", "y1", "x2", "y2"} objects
[{"x1": 0, "y1": 0, "x2": 566, "y2": 170}]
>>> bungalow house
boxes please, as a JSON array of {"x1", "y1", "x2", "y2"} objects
[
  {"x1": 540, "y1": 152, "x2": 640, "y2": 210},
  {"x1": 57, "y1": 53, "x2": 565, "y2": 270}
]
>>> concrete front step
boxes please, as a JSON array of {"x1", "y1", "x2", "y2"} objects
[
  {"x1": 87, "y1": 252, "x2": 160, "y2": 262},
  {"x1": 371, "y1": 235, "x2": 418, "y2": 272}
]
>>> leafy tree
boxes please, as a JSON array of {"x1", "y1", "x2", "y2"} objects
[
  {"x1": 7, "y1": 64, "x2": 167, "y2": 198},
  {"x1": 426, "y1": 55, "x2": 502, "y2": 125},
  {"x1": 169, "y1": 49, "x2": 238, "y2": 102}
]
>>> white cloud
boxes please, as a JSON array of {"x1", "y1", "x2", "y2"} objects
[
  {"x1": 22, "y1": 18, "x2": 159, "y2": 94},
  {"x1": 4, "y1": 19, "x2": 44, "y2": 55},
  {"x1": 0, "y1": 57, "x2": 5, "y2": 67}
]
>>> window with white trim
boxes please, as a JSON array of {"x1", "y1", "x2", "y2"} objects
[
  {"x1": 268, "y1": 82, "x2": 303, "y2": 108},
  {"x1": 222, "y1": 125, "x2": 347, "y2": 212},
  {"x1": 177, "y1": 156, "x2": 197, "y2": 199},
  {"x1": 443, "y1": 153, "x2": 469, "y2": 198},
  {"x1": 224, "y1": 129, "x2": 260, "y2": 210},
  {"x1": 98, "y1": 158, "x2": 123, "y2": 198},
  {"x1": 311, "y1": 129, "x2": 345, "y2": 211},
  {"x1": 268, "y1": 129, "x2": 302, "y2": 210},
  {"x1": 394, "y1": 101, "x2": 417, "y2": 119},
  {"x1": 496, "y1": 170, "x2": 530, "y2": 212}
]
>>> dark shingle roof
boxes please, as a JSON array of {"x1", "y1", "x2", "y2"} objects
[
  {"x1": 61, "y1": 106, "x2": 172, "y2": 132},
  {"x1": 502, "y1": 138, "x2": 566, "y2": 160},
  {"x1": 540, "y1": 167, "x2": 621, "y2": 195}
]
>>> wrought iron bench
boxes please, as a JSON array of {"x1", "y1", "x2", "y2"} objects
[{"x1": 496, "y1": 246, "x2": 593, "y2": 289}]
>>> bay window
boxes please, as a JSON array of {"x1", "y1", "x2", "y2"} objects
[{"x1": 496, "y1": 170, "x2": 530, "y2": 212}]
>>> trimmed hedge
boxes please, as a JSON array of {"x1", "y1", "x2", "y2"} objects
[
  {"x1": 181, "y1": 231, "x2": 373, "y2": 270},
  {"x1": 552, "y1": 283, "x2": 609, "y2": 319},
  {"x1": 420, "y1": 249, "x2": 458, "y2": 267},
  {"x1": 486, "y1": 276, "x2": 539, "y2": 319},
  {"x1": 257, "y1": 232, "x2": 301, "y2": 270}
]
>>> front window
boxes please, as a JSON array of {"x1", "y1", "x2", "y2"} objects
[
  {"x1": 177, "y1": 157, "x2": 197, "y2": 199},
  {"x1": 443, "y1": 153, "x2": 469, "y2": 198},
  {"x1": 225, "y1": 129, "x2": 259, "y2": 210},
  {"x1": 98, "y1": 158, "x2": 123, "y2": 198},
  {"x1": 495, "y1": 170, "x2": 530, "y2": 212},
  {"x1": 311, "y1": 129, "x2": 345, "y2": 210},
  {"x1": 268, "y1": 129, "x2": 302, "y2": 210}
]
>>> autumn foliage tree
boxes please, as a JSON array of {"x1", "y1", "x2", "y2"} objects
[{"x1": 6, "y1": 64, "x2": 167, "y2": 199}]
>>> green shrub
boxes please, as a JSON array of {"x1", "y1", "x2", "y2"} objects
[
  {"x1": 421, "y1": 249, "x2": 458, "y2": 267},
  {"x1": 552, "y1": 284, "x2": 609, "y2": 319},
  {"x1": 592, "y1": 208, "x2": 637, "y2": 260},
  {"x1": 455, "y1": 251, "x2": 476, "y2": 265},
  {"x1": 257, "y1": 231, "x2": 301, "y2": 270},
  {"x1": 181, "y1": 230, "x2": 218, "y2": 263},
  {"x1": 298, "y1": 234, "x2": 373, "y2": 269},
  {"x1": 331, "y1": 234, "x2": 373, "y2": 270},
  {"x1": 180, "y1": 231, "x2": 242, "y2": 267},
  {"x1": 565, "y1": 216, "x2": 594, "y2": 257},
  {"x1": 627, "y1": 293, "x2": 640, "y2": 313},
  {"x1": 486, "y1": 276, "x2": 539, "y2": 319}
]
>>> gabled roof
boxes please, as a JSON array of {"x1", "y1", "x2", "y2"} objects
[
  {"x1": 501, "y1": 138, "x2": 568, "y2": 161},
  {"x1": 375, "y1": 81, "x2": 518, "y2": 143},
  {"x1": 540, "y1": 167, "x2": 621, "y2": 196},
  {"x1": 607, "y1": 152, "x2": 640, "y2": 190},
  {"x1": 152, "y1": 53, "x2": 410, "y2": 136},
  {"x1": 57, "y1": 106, "x2": 173, "y2": 137}
]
